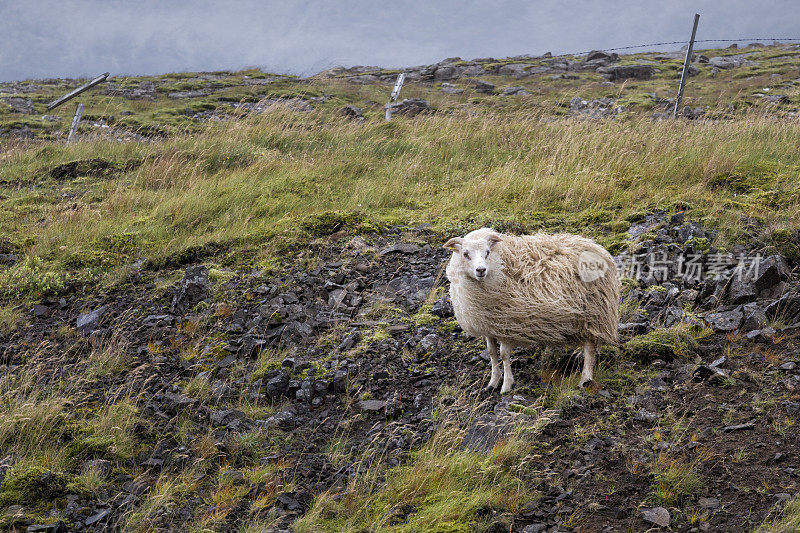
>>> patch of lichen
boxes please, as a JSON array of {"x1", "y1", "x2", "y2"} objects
[{"x1": 0, "y1": 464, "x2": 71, "y2": 506}]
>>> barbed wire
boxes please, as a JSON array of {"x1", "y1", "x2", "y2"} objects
[
  {"x1": 329, "y1": 38, "x2": 800, "y2": 78},
  {"x1": 566, "y1": 38, "x2": 800, "y2": 57}
]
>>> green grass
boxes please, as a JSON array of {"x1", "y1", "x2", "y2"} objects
[
  {"x1": 296, "y1": 394, "x2": 548, "y2": 532},
  {"x1": 755, "y1": 495, "x2": 800, "y2": 533},
  {"x1": 2, "y1": 108, "x2": 800, "y2": 304},
  {"x1": 624, "y1": 323, "x2": 712, "y2": 360}
]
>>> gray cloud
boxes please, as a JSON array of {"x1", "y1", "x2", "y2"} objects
[{"x1": 1, "y1": 0, "x2": 798, "y2": 81}]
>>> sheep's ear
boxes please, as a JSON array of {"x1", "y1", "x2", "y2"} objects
[
  {"x1": 444, "y1": 237, "x2": 463, "y2": 251},
  {"x1": 486, "y1": 234, "x2": 502, "y2": 249}
]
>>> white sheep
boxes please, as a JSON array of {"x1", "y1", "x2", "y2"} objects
[{"x1": 444, "y1": 227, "x2": 620, "y2": 392}]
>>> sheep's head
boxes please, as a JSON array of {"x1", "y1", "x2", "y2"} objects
[{"x1": 444, "y1": 228, "x2": 503, "y2": 282}]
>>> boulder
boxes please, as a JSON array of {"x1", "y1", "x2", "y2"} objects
[
  {"x1": 586, "y1": 50, "x2": 619, "y2": 62},
  {"x1": 385, "y1": 99, "x2": 432, "y2": 117},
  {"x1": 755, "y1": 255, "x2": 790, "y2": 291},
  {"x1": 601, "y1": 65, "x2": 655, "y2": 81},
  {"x1": 709, "y1": 55, "x2": 756, "y2": 69},
  {"x1": 497, "y1": 63, "x2": 534, "y2": 78},
  {"x1": 741, "y1": 303, "x2": 767, "y2": 331},
  {"x1": 464, "y1": 79, "x2": 495, "y2": 94},
  {"x1": 171, "y1": 265, "x2": 209, "y2": 313},
  {"x1": 2, "y1": 97, "x2": 35, "y2": 114},
  {"x1": 500, "y1": 86, "x2": 531, "y2": 96},
  {"x1": 704, "y1": 309, "x2": 743, "y2": 332}
]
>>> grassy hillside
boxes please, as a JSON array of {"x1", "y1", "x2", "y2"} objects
[
  {"x1": 1, "y1": 43, "x2": 800, "y2": 533},
  {"x1": 1, "y1": 110, "x2": 799, "y2": 304}
]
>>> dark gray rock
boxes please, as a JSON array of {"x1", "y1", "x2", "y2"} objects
[
  {"x1": 171, "y1": 265, "x2": 209, "y2": 313},
  {"x1": 765, "y1": 292, "x2": 800, "y2": 322},
  {"x1": 82, "y1": 458, "x2": 112, "y2": 476},
  {"x1": 682, "y1": 64, "x2": 700, "y2": 77},
  {"x1": 500, "y1": 86, "x2": 531, "y2": 96},
  {"x1": 357, "y1": 399, "x2": 387, "y2": 412},
  {"x1": 440, "y1": 82, "x2": 463, "y2": 94},
  {"x1": 698, "y1": 497, "x2": 720, "y2": 509},
  {"x1": 641, "y1": 506, "x2": 670, "y2": 527},
  {"x1": 76, "y1": 305, "x2": 108, "y2": 332},
  {"x1": 723, "y1": 421, "x2": 755, "y2": 432},
  {"x1": 0, "y1": 253, "x2": 18, "y2": 266},
  {"x1": 618, "y1": 322, "x2": 649, "y2": 335},
  {"x1": 709, "y1": 55, "x2": 755, "y2": 69},
  {"x1": 220, "y1": 469, "x2": 244, "y2": 484},
  {"x1": 379, "y1": 243, "x2": 420, "y2": 256},
  {"x1": 266, "y1": 372, "x2": 290, "y2": 399},
  {"x1": 262, "y1": 407, "x2": 298, "y2": 429},
  {"x1": 746, "y1": 326, "x2": 776, "y2": 342},
  {"x1": 741, "y1": 303, "x2": 767, "y2": 331},
  {"x1": 430, "y1": 296, "x2": 454, "y2": 318},
  {"x1": 276, "y1": 491, "x2": 303, "y2": 512},
  {"x1": 32, "y1": 304, "x2": 50, "y2": 318},
  {"x1": 338, "y1": 331, "x2": 361, "y2": 351},
  {"x1": 728, "y1": 275, "x2": 758, "y2": 304},
  {"x1": 340, "y1": 105, "x2": 363, "y2": 120},
  {"x1": 85, "y1": 509, "x2": 110, "y2": 526},
  {"x1": 464, "y1": 79, "x2": 495, "y2": 94},
  {"x1": 694, "y1": 365, "x2": 729, "y2": 385},
  {"x1": 210, "y1": 409, "x2": 247, "y2": 427},
  {"x1": 385, "y1": 98, "x2": 432, "y2": 117},
  {"x1": 755, "y1": 255, "x2": 790, "y2": 291},
  {"x1": 602, "y1": 65, "x2": 655, "y2": 81},
  {"x1": 3, "y1": 97, "x2": 35, "y2": 114},
  {"x1": 333, "y1": 370, "x2": 348, "y2": 392},
  {"x1": 162, "y1": 392, "x2": 194, "y2": 411},
  {"x1": 704, "y1": 309, "x2": 743, "y2": 332},
  {"x1": 586, "y1": 50, "x2": 619, "y2": 62},
  {"x1": 497, "y1": 63, "x2": 534, "y2": 78}
]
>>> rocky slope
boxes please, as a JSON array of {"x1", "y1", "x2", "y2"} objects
[{"x1": 0, "y1": 210, "x2": 798, "y2": 531}]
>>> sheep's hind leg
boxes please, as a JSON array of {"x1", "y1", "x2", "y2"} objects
[
  {"x1": 486, "y1": 337, "x2": 501, "y2": 390},
  {"x1": 578, "y1": 340, "x2": 596, "y2": 389},
  {"x1": 500, "y1": 342, "x2": 515, "y2": 394}
]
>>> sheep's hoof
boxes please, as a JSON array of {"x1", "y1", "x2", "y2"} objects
[
  {"x1": 485, "y1": 383, "x2": 499, "y2": 392},
  {"x1": 578, "y1": 377, "x2": 594, "y2": 390},
  {"x1": 500, "y1": 385, "x2": 513, "y2": 395}
]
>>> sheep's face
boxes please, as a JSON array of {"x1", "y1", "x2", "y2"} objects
[{"x1": 444, "y1": 230, "x2": 502, "y2": 282}]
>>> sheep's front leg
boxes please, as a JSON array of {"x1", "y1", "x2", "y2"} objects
[
  {"x1": 578, "y1": 341, "x2": 596, "y2": 389},
  {"x1": 486, "y1": 337, "x2": 501, "y2": 390},
  {"x1": 500, "y1": 342, "x2": 514, "y2": 394}
]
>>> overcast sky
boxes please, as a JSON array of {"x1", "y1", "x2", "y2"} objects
[{"x1": 1, "y1": 1, "x2": 798, "y2": 82}]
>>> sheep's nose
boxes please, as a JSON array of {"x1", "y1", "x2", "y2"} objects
[{"x1": 475, "y1": 267, "x2": 486, "y2": 277}]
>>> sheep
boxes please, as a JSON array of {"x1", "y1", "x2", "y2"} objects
[{"x1": 444, "y1": 227, "x2": 620, "y2": 393}]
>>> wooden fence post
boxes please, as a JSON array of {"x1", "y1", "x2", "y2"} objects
[
  {"x1": 673, "y1": 14, "x2": 700, "y2": 118},
  {"x1": 385, "y1": 73, "x2": 406, "y2": 121}
]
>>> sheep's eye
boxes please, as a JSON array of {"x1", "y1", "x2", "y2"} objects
[
  {"x1": 485, "y1": 250, "x2": 490, "y2": 258},
  {"x1": 463, "y1": 251, "x2": 470, "y2": 259}
]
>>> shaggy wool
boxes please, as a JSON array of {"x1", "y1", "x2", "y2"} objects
[{"x1": 446, "y1": 228, "x2": 621, "y2": 349}]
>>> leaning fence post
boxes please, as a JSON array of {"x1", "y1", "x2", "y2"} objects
[
  {"x1": 47, "y1": 72, "x2": 109, "y2": 110},
  {"x1": 385, "y1": 72, "x2": 406, "y2": 121},
  {"x1": 673, "y1": 13, "x2": 700, "y2": 118},
  {"x1": 67, "y1": 103, "x2": 84, "y2": 143}
]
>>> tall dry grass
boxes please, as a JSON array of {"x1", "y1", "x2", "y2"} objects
[{"x1": 1, "y1": 107, "x2": 799, "y2": 299}]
